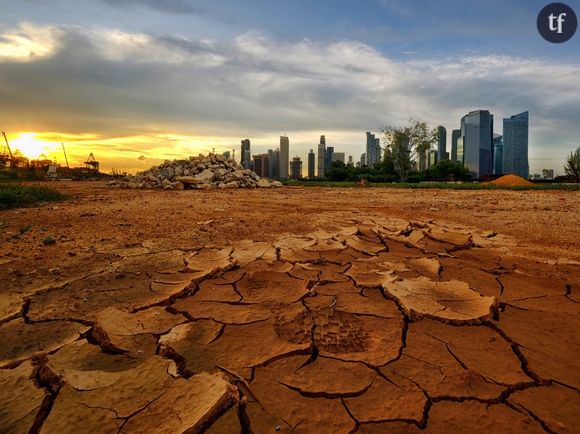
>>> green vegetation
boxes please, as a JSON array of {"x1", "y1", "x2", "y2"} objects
[
  {"x1": 564, "y1": 146, "x2": 580, "y2": 183},
  {"x1": 282, "y1": 179, "x2": 580, "y2": 191},
  {"x1": 0, "y1": 184, "x2": 66, "y2": 210}
]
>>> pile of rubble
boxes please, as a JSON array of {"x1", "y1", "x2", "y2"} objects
[{"x1": 107, "y1": 153, "x2": 283, "y2": 190}]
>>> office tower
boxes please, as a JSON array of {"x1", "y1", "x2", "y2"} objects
[
  {"x1": 347, "y1": 155, "x2": 354, "y2": 167},
  {"x1": 253, "y1": 154, "x2": 270, "y2": 178},
  {"x1": 360, "y1": 153, "x2": 366, "y2": 167},
  {"x1": 317, "y1": 135, "x2": 326, "y2": 178},
  {"x1": 290, "y1": 157, "x2": 303, "y2": 179},
  {"x1": 503, "y1": 112, "x2": 529, "y2": 179},
  {"x1": 451, "y1": 129, "x2": 461, "y2": 162},
  {"x1": 325, "y1": 146, "x2": 334, "y2": 170},
  {"x1": 493, "y1": 134, "x2": 503, "y2": 175},
  {"x1": 241, "y1": 139, "x2": 251, "y2": 169},
  {"x1": 279, "y1": 135, "x2": 289, "y2": 179},
  {"x1": 272, "y1": 149, "x2": 280, "y2": 178},
  {"x1": 418, "y1": 149, "x2": 428, "y2": 171},
  {"x1": 333, "y1": 152, "x2": 345, "y2": 164},
  {"x1": 460, "y1": 110, "x2": 494, "y2": 178},
  {"x1": 308, "y1": 149, "x2": 315, "y2": 179},
  {"x1": 437, "y1": 126, "x2": 447, "y2": 161},
  {"x1": 365, "y1": 132, "x2": 381, "y2": 167},
  {"x1": 267, "y1": 149, "x2": 274, "y2": 178},
  {"x1": 429, "y1": 150, "x2": 438, "y2": 168}
]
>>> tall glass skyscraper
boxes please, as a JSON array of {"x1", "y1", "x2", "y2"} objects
[
  {"x1": 460, "y1": 110, "x2": 494, "y2": 178},
  {"x1": 307, "y1": 149, "x2": 315, "y2": 179},
  {"x1": 493, "y1": 134, "x2": 503, "y2": 175},
  {"x1": 365, "y1": 132, "x2": 381, "y2": 167},
  {"x1": 317, "y1": 135, "x2": 326, "y2": 178},
  {"x1": 503, "y1": 112, "x2": 529, "y2": 179},
  {"x1": 279, "y1": 135, "x2": 289, "y2": 179},
  {"x1": 241, "y1": 139, "x2": 251, "y2": 169},
  {"x1": 437, "y1": 126, "x2": 447, "y2": 161},
  {"x1": 451, "y1": 129, "x2": 461, "y2": 162}
]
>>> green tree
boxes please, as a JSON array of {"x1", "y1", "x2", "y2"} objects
[
  {"x1": 564, "y1": 146, "x2": 580, "y2": 182},
  {"x1": 382, "y1": 119, "x2": 438, "y2": 182},
  {"x1": 425, "y1": 159, "x2": 470, "y2": 181}
]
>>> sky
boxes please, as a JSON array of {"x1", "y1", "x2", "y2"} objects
[{"x1": 0, "y1": 0, "x2": 579, "y2": 175}]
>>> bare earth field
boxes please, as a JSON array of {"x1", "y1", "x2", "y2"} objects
[{"x1": 1, "y1": 182, "x2": 579, "y2": 434}]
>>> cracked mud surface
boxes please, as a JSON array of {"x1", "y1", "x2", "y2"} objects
[{"x1": 1, "y1": 183, "x2": 579, "y2": 433}]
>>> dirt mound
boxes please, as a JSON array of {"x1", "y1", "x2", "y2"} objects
[
  {"x1": 107, "y1": 153, "x2": 282, "y2": 190},
  {"x1": 486, "y1": 174, "x2": 534, "y2": 187}
]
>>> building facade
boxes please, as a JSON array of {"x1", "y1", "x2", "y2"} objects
[
  {"x1": 437, "y1": 126, "x2": 447, "y2": 161},
  {"x1": 290, "y1": 157, "x2": 302, "y2": 179},
  {"x1": 317, "y1": 135, "x2": 326, "y2": 178},
  {"x1": 333, "y1": 152, "x2": 345, "y2": 164},
  {"x1": 451, "y1": 129, "x2": 461, "y2": 162},
  {"x1": 241, "y1": 139, "x2": 251, "y2": 169},
  {"x1": 460, "y1": 110, "x2": 494, "y2": 178},
  {"x1": 252, "y1": 154, "x2": 270, "y2": 178},
  {"x1": 325, "y1": 146, "x2": 334, "y2": 170},
  {"x1": 279, "y1": 135, "x2": 289, "y2": 179},
  {"x1": 493, "y1": 134, "x2": 503, "y2": 175},
  {"x1": 502, "y1": 111, "x2": 529, "y2": 179},
  {"x1": 365, "y1": 132, "x2": 381, "y2": 167},
  {"x1": 307, "y1": 149, "x2": 315, "y2": 179}
]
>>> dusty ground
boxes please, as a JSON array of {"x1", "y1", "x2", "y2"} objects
[{"x1": 0, "y1": 182, "x2": 579, "y2": 434}]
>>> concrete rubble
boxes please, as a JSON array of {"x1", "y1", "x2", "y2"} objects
[
  {"x1": 1, "y1": 218, "x2": 579, "y2": 433},
  {"x1": 107, "y1": 153, "x2": 283, "y2": 190}
]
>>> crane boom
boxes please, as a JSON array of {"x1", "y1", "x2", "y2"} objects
[
  {"x1": 1, "y1": 131, "x2": 14, "y2": 159},
  {"x1": 61, "y1": 143, "x2": 70, "y2": 168}
]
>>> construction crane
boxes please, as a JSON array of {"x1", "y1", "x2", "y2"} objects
[
  {"x1": 61, "y1": 143, "x2": 70, "y2": 168},
  {"x1": 84, "y1": 153, "x2": 100, "y2": 172}
]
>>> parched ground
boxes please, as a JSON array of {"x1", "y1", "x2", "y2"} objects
[{"x1": 0, "y1": 182, "x2": 579, "y2": 434}]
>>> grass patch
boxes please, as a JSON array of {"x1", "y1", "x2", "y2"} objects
[
  {"x1": 0, "y1": 184, "x2": 67, "y2": 210},
  {"x1": 281, "y1": 180, "x2": 580, "y2": 191}
]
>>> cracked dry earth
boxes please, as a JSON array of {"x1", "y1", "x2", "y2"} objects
[{"x1": 1, "y1": 214, "x2": 580, "y2": 433}]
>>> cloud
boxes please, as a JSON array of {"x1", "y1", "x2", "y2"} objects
[
  {"x1": 98, "y1": 0, "x2": 196, "y2": 14},
  {"x1": 0, "y1": 23, "x2": 579, "y2": 174}
]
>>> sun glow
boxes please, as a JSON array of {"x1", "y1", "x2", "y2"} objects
[{"x1": 9, "y1": 133, "x2": 61, "y2": 160}]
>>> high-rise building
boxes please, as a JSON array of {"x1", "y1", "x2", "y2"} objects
[
  {"x1": 307, "y1": 149, "x2": 315, "y2": 179},
  {"x1": 347, "y1": 155, "x2": 354, "y2": 167},
  {"x1": 503, "y1": 111, "x2": 529, "y2": 179},
  {"x1": 290, "y1": 157, "x2": 302, "y2": 180},
  {"x1": 333, "y1": 152, "x2": 345, "y2": 164},
  {"x1": 460, "y1": 110, "x2": 494, "y2": 178},
  {"x1": 429, "y1": 150, "x2": 438, "y2": 168},
  {"x1": 253, "y1": 154, "x2": 270, "y2": 178},
  {"x1": 360, "y1": 153, "x2": 366, "y2": 167},
  {"x1": 451, "y1": 129, "x2": 461, "y2": 162},
  {"x1": 279, "y1": 135, "x2": 289, "y2": 179},
  {"x1": 365, "y1": 132, "x2": 381, "y2": 167},
  {"x1": 317, "y1": 135, "x2": 326, "y2": 178},
  {"x1": 437, "y1": 126, "x2": 447, "y2": 161},
  {"x1": 493, "y1": 134, "x2": 503, "y2": 175},
  {"x1": 271, "y1": 149, "x2": 280, "y2": 178},
  {"x1": 241, "y1": 139, "x2": 251, "y2": 169},
  {"x1": 267, "y1": 149, "x2": 274, "y2": 178},
  {"x1": 325, "y1": 146, "x2": 334, "y2": 170}
]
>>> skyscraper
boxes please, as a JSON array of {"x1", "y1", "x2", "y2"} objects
[
  {"x1": 267, "y1": 149, "x2": 274, "y2": 178},
  {"x1": 271, "y1": 149, "x2": 280, "y2": 178},
  {"x1": 360, "y1": 153, "x2": 366, "y2": 167},
  {"x1": 279, "y1": 135, "x2": 289, "y2": 179},
  {"x1": 325, "y1": 146, "x2": 334, "y2": 170},
  {"x1": 365, "y1": 132, "x2": 381, "y2": 167},
  {"x1": 317, "y1": 135, "x2": 326, "y2": 178},
  {"x1": 451, "y1": 129, "x2": 461, "y2": 162},
  {"x1": 308, "y1": 149, "x2": 315, "y2": 179},
  {"x1": 493, "y1": 134, "x2": 503, "y2": 175},
  {"x1": 241, "y1": 139, "x2": 251, "y2": 169},
  {"x1": 290, "y1": 157, "x2": 302, "y2": 179},
  {"x1": 437, "y1": 126, "x2": 447, "y2": 161},
  {"x1": 253, "y1": 154, "x2": 270, "y2": 178},
  {"x1": 333, "y1": 152, "x2": 345, "y2": 164},
  {"x1": 503, "y1": 112, "x2": 529, "y2": 179},
  {"x1": 347, "y1": 155, "x2": 354, "y2": 167},
  {"x1": 460, "y1": 110, "x2": 494, "y2": 178}
]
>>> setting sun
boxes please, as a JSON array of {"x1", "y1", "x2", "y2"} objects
[{"x1": 9, "y1": 133, "x2": 61, "y2": 160}]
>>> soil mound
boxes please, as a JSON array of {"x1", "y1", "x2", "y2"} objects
[{"x1": 486, "y1": 174, "x2": 534, "y2": 187}]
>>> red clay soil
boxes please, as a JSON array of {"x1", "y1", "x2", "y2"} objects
[
  {"x1": 485, "y1": 174, "x2": 534, "y2": 187},
  {"x1": 0, "y1": 182, "x2": 579, "y2": 434}
]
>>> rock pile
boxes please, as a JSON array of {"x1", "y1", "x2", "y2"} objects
[{"x1": 107, "y1": 153, "x2": 283, "y2": 190}]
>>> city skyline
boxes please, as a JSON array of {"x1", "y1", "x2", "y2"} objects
[{"x1": 0, "y1": 0, "x2": 579, "y2": 175}]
